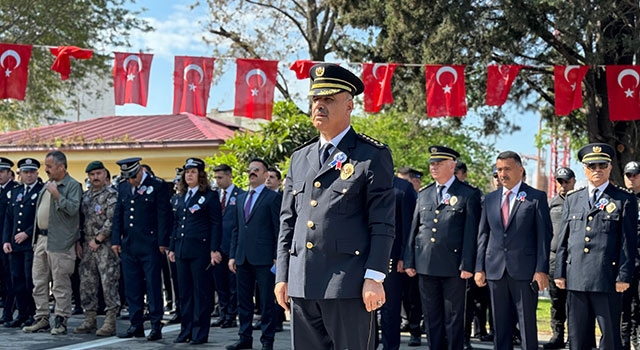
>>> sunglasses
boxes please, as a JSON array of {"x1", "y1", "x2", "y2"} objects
[
  {"x1": 585, "y1": 163, "x2": 609, "y2": 171},
  {"x1": 492, "y1": 174, "x2": 498, "y2": 179},
  {"x1": 626, "y1": 173, "x2": 639, "y2": 178},
  {"x1": 557, "y1": 179, "x2": 568, "y2": 184},
  {"x1": 246, "y1": 167, "x2": 261, "y2": 173}
]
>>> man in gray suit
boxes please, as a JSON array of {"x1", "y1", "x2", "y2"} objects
[{"x1": 275, "y1": 63, "x2": 395, "y2": 350}]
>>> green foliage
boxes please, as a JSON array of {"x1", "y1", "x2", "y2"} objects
[
  {"x1": 0, "y1": 0, "x2": 152, "y2": 130},
  {"x1": 205, "y1": 101, "x2": 317, "y2": 188},
  {"x1": 352, "y1": 112, "x2": 496, "y2": 190}
]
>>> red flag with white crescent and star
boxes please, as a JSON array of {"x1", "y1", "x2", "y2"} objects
[
  {"x1": 425, "y1": 65, "x2": 467, "y2": 117},
  {"x1": 0, "y1": 43, "x2": 32, "y2": 100},
  {"x1": 362, "y1": 63, "x2": 398, "y2": 113},
  {"x1": 173, "y1": 56, "x2": 214, "y2": 116},
  {"x1": 113, "y1": 52, "x2": 153, "y2": 106},
  {"x1": 485, "y1": 64, "x2": 523, "y2": 106},
  {"x1": 554, "y1": 65, "x2": 589, "y2": 116},
  {"x1": 606, "y1": 65, "x2": 640, "y2": 121},
  {"x1": 234, "y1": 58, "x2": 279, "y2": 120},
  {"x1": 49, "y1": 46, "x2": 93, "y2": 80}
]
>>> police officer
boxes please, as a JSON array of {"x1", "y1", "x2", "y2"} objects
[
  {"x1": 0, "y1": 157, "x2": 18, "y2": 325},
  {"x1": 2, "y1": 158, "x2": 42, "y2": 328},
  {"x1": 168, "y1": 158, "x2": 222, "y2": 345},
  {"x1": 622, "y1": 161, "x2": 640, "y2": 350},
  {"x1": 74, "y1": 161, "x2": 120, "y2": 336},
  {"x1": 544, "y1": 167, "x2": 575, "y2": 349},
  {"x1": 111, "y1": 157, "x2": 171, "y2": 341},
  {"x1": 275, "y1": 63, "x2": 395, "y2": 350},
  {"x1": 555, "y1": 143, "x2": 637, "y2": 349},
  {"x1": 405, "y1": 146, "x2": 482, "y2": 350}
]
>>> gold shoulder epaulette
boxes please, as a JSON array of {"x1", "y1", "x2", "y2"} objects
[
  {"x1": 616, "y1": 185, "x2": 634, "y2": 193},
  {"x1": 357, "y1": 133, "x2": 387, "y2": 148}
]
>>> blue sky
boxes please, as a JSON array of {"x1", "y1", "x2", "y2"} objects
[{"x1": 113, "y1": 0, "x2": 584, "y2": 187}]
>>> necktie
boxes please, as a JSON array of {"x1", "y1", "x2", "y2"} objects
[
  {"x1": 220, "y1": 190, "x2": 227, "y2": 212},
  {"x1": 502, "y1": 190, "x2": 512, "y2": 227},
  {"x1": 185, "y1": 190, "x2": 193, "y2": 204},
  {"x1": 320, "y1": 143, "x2": 333, "y2": 167},
  {"x1": 244, "y1": 190, "x2": 255, "y2": 220},
  {"x1": 24, "y1": 185, "x2": 29, "y2": 197},
  {"x1": 591, "y1": 188, "x2": 598, "y2": 207},
  {"x1": 437, "y1": 185, "x2": 445, "y2": 204}
]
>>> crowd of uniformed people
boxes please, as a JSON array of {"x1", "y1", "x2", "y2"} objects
[{"x1": 0, "y1": 63, "x2": 639, "y2": 350}]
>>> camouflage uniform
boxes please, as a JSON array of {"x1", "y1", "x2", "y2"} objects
[{"x1": 79, "y1": 185, "x2": 120, "y2": 312}]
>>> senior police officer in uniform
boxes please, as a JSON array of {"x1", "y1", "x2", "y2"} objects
[
  {"x1": 2, "y1": 158, "x2": 42, "y2": 328},
  {"x1": 621, "y1": 160, "x2": 640, "y2": 350},
  {"x1": 0, "y1": 157, "x2": 19, "y2": 325},
  {"x1": 405, "y1": 146, "x2": 482, "y2": 350},
  {"x1": 275, "y1": 63, "x2": 396, "y2": 350},
  {"x1": 555, "y1": 143, "x2": 637, "y2": 350},
  {"x1": 111, "y1": 157, "x2": 171, "y2": 341},
  {"x1": 74, "y1": 161, "x2": 120, "y2": 336}
]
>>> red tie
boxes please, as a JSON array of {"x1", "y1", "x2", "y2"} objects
[
  {"x1": 502, "y1": 190, "x2": 512, "y2": 227},
  {"x1": 220, "y1": 190, "x2": 227, "y2": 212}
]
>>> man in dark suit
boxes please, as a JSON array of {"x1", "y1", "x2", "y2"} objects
[
  {"x1": 275, "y1": 63, "x2": 395, "y2": 350},
  {"x1": 0, "y1": 157, "x2": 18, "y2": 325},
  {"x1": 2, "y1": 158, "x2": 42, "y2": 328},
  {"x1": 111, "y1": 157, "x2": 171, "y2": 341},
  {"x1": 405, "y1": 146, "x2": 482, "y2": 350},
  {"x1": 227, "y1": 158, "x2": 281, "y2": 350},
  {"x1": 555, "y1": 143, "x2": 637, "y2": 349},
  {"x1": 475, "y1": 151, "x2": 552, "y2": 350},
  {"x1": 622, "y1": 161, "x2": 640, "y2": 350},
  {"x1": 211, "y1": 164, "x2": 243, "y2": 329}
]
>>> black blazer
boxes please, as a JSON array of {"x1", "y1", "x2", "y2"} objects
[
  {"x1": 170, "y1": 188, "x2": 222, "y2": 259},
  {"x1": 3, "y1": 182, "x2": 43, "y2": 252},
  {"x1": 217, "y1": 185, "x2": 244, "y2": 255}
]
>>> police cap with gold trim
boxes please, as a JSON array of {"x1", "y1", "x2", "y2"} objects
[
  {"x1": 578, "y1": 143, "x2": 614, "y2": 164},
  {"x1": 429, "y1": 145, "x2": 460, "y2": 162},
  {"x1": 308, "y1": 63, "x2": 364, "y2": 96}
]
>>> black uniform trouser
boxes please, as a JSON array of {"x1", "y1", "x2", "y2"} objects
[
  {"x1": 1, "y1": 251, "x2": 14, "y2": 321},
  {"x1": 622, "y1": 270, "x2": 640, "y2": 350},
  {"x1": 379, "y1": 267, "x2": 403, "y2": 350},
  {"x1": 401, "y1": 273, "x2": 423, "y2": 336},
  {"x1": 419, "y1": 274, "x2": 466, "y2": 350},
  {"x1": 236, "y1": 263, "x2": 275, "y2": 345},
  {"x1": 121, "y1": 250, "x2": 164, "y2": 328},
  {"x1": 9, "y1": 250, "x2": 34, "y2": 318},
  {"x1": 290, "y1": 297, "x2": 376, "y2": 350},
  {"x1": 568, "y1": 290, "x2": 622, "y2": 350},
  {"x1": 212, "y1": 253, "x2": 237, "y2": 321},
  {"x1": 176, "y1": 254, "x2": 212, "y2": 343},
  {"x1": 548, "y1": 275, "x2": 567, "y2": 337},
  {"x1": 465, "y1": 279, "x2": 492, "y2": 337}
]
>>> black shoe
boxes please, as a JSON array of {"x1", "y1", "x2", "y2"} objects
[
  {"x1": 211, "y1": 305, "x2": 220, "y2": 317},
  {"x1": 211, "y1": 317, "x2": 224, "y2": 327},
  {"x1": 190, "y1": 339, "x2": 207, "y2": 345},
  {"x1": 513, "y1": 333, "x2": 522, "y2": 346},
  {"x1": 5, "y1": 317, "x2": 27, "y2": 328},
  {"x1": 543, "y1": 336, "x2": 566, "y2": 349},
  {"x1": 23, "y1": 316, "x2": 34, "y2": 327},
  {"x1": 252, "y1": 319, "x2": 262, "y2": 330},
  {"x1": 262, "y1": 343, "x2": 273, "y2": 350},
  {"x1": 118, "y1": 325, "x2": 145, "y2": 338},
  {"x1": 168, "y1": 313, "x2": 181, "y2": 324},
  {"x1": 464, "y1": 338, "x2": 474, "y2": 350},
  {"x1": 174, "y1": 335, "x2": 191, "y2": 343},
  {"x1": 0, "y1": 317, "x2": 9, "y2": 325},
  {"x1": 164, "y1": 301, "x2": 173, "y2": 312},
  {"x1": 72, "y1": 306, "x2": 83, "y2": 315},
  {"x1": 480, "y1": 333, "x2": 494, "y2": 341},
  {"x1": 226, "y1": 340, "x2": 253, "y2": 350},
  {"x1": 147, "y1": 328, "x2": 162, "y2": 341},
  {"x1": 408, "y1": 334, "x2": 421, "y2": 346},
  {"x1": 220, "y1": 319, "x2": 237, "y2": 328}
]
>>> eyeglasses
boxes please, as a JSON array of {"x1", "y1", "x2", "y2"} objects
[
  {"x1": 585, "y1": 163, "x2": 609, "y2": 171},
  {"x1": 492, "y1": 174, "x2": 498, "y2": 179},
  {"x1": 246, "y1": 167, "x2": 261, "y2": 173}
]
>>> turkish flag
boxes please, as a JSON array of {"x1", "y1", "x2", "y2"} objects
[
  {"x1": 0, "y1": 43, "x2": 32, "y2": 100},
  {"x1": 173, "y1": 56, "x2": 214, "y2": 116},
  {"x1": 49, "y1": 46, "x2": 93, "y2": 80},
  {"x1": 554, "y1": 65, "x2": 589, "y2": 116},
  {"x1": 425, "y1": 65, "x2": 467, "y2": 117},
  {"x1": 289, "y1": 59, "x2": 315, "y2": 79},
  {"x1": 362, "y1": 63, "x2": 398, "y2": 113},
  {"x1": 486, "y1": 65, "x2": 523, "y2": 106},
  {"x1": 607, "y1": 65, "x2": 640, "y2": 121},
  {"x1": 113, "y1": 52, "x2": 153, "y2": 106},
  {"x1": 234, "y1": 58, "x2": 279, "y2": 120}
]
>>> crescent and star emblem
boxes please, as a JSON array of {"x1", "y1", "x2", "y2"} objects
[
  {"x1": 435, "y1": 66, "x2": 458, "y2": 94},
  {"x1": 617, "y1": 68, "x2": 640, "y2": 98},
  {"x1": 564, "y1": 65, "x2": 579, "y2": 91},
  {"x1": 0, "y1": 50, "x2": 21, "y2": 77},
  {"x1": 498, "y1": 65, "x2": 511, "y2": 81},
  {"x1": 246, "y1": 68, "x2": 267, "y2": 96},
  {"x1": 184, "y1": 64, "x2": 204, "y2": 92},
  {"x1": 123, "y1": 55, "x2": 143, "y2": 82},
  {"x1": 373, "y1": 63, "x2": 387, "y2": 87}
]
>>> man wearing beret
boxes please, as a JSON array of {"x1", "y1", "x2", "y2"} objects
[
  {"x1": 544, "y1": 167, "x2": 576, "y2": 349},
  {"x1": 0, "y1": 157, "x2": 18, "y2": 325},
  {"x1": 74, "y1": 161, "x2": 120, "y2": 336},
  {"x1": 111, "y1": 157, "x2": 171, "y2": 341},
  {"x1": 405, "y1": 146, "x2": 482, "y2": 350},
  {"x1": 275, "y1": 63, "x2": 395, "y2": 349},
  {"x1": 475, "y1": 151, "x2": 552, "y2": 349},
  {"x1": 25, "y1": 151, "x2": 82, "y2": 335},
  {"x1": 2, "y1": 158, "x2": 42, "y2": 328},
  {"x1": 555, "y1": 143, "x2": 637, "y2": 349},
  {"x1": 621, "y1": 161, "x2": 640, "y2": 350}
]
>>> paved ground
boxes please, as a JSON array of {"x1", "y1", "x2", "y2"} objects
[{"x1": 0, "y1": 310, "x2": 563, "y2": 349}]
